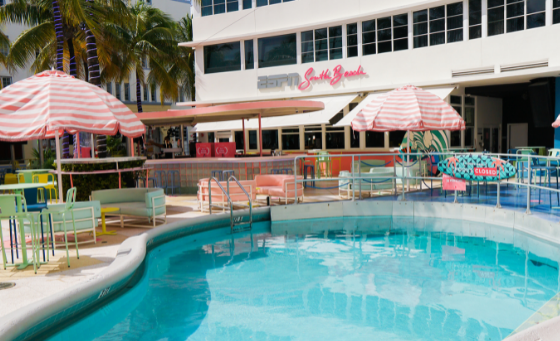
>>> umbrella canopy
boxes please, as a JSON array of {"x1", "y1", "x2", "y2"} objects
[
  {"x1": 553, "y1": 117, "x2": 560, "y2": 128},
  {"x1": 0, "y1": 70, "x2": 145, "y2": 141},
  {"x1": 351, "y1": 85, "x2": 465, "y2": 132}
]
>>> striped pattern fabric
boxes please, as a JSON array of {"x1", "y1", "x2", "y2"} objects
[
  {"x1": 553, "y1": 117, "x2": 560, "y2": 128},
  {"x1": 0, "y1": 70, "x2": 145, "y2": 141},
  {"x1": 351, "y1": 85, "x2": 465, "y2": 132}
]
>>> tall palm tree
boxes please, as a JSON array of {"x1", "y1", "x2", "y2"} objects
[
  {"x1": 169, "y1": 15, "x2": 194, "y2": 102},
  {"x1": 104, "y1": 2, "x2": 176, "y2": 113}
]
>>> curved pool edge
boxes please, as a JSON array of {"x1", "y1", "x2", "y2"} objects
[
  {"x1": 0, "y1": 208, "x2": 272, "y2": 341},
  {"x1": 2, "y1": 201, "x2": 560, "y2": 341}
]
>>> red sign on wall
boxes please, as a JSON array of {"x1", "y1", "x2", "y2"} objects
[
  {"x1": 474, "y1": 168, "x2": 498, "y2": 177},
  {"x1": 442, "y1": 174, "x2": 466, "y2": 191},
  {"x1": 298, "y1": 65, "x2": 366, "y2": 90},
  {"x1": 214, "y1": 142, "x2": 236, "y2": 158},
  {"x1": 196, "y1": 143, "x2": 214, "y2": 158}
]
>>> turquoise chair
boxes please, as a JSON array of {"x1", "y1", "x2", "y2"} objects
[
  {"x1": 0, "y1": 194, "x2": 41, "y2": 273},
  {"x1": 40, "y1": 188, "x2": 79, "y2": 268}
]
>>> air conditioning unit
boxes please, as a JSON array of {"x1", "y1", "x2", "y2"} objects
[
  {"x1": 500, "y1": 60, "x2": 548, "y2": 73},
  {"x1": 451, "y1": 66, "x2": 495, "y2": 78}
]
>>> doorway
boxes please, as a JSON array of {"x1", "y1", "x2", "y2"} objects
[{"x1": 507, "y1": 123, "x2": 528, "y2": 150}]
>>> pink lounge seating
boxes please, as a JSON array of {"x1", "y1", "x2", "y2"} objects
[
  {"x1": 198, "y1": 178, "x2": 256, "y2": 212},
  {"x1": 254, "y1": 175, "x2": 304, "y2": 204}
]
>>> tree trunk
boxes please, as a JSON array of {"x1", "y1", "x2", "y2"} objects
[
  {"x1": 85, "y1": 26, "x2": 100, "y2": 86},
  {"x1": 52, "y1": 0, "x2": 64, "y2": 71},
  {"x1": 136, "y1": 71, "x2": 143, "y2": 113},
  {"x1": 67, "y1": 38, "x2": 79, "y2": 157}
]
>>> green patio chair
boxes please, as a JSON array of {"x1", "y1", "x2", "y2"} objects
[
  {"x1": 40, "y1": 187, "x2": 79, "y2": 268},
  {"x1": 0, "y1": 194, "x2": 41, "y2": 273},
  {"x1": 315, "y1": 151, "x2": 332, "y2": 179}
]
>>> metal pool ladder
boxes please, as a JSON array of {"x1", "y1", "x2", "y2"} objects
[{"x1": 208, "y1": 176, "x2": 253, "y2": 233}]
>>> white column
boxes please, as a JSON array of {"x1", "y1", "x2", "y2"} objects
[
  {"x1": 342, "y1": 24, "x2": 347, "y2": 59},
  {"x1": 278, "y1": 128, "x2": 283, "y2": 151},
  {"x1": 296, "y1": 31, "x2": 302, "y2": 64},
  {"x1": 238, "y1": 0, "x2": 243, "y2": 11},
  {"x1": 343, "y1": 105, "x2": 350, "y2": 150},
  {"x1": 360, "y1": 132, "x2": 366, "y2": 150},
  {"x1": 546, "y1": 0, "x2": 553, "y2": 26},
  {"x1": 463, "y1": 0, "x2": 469, "y2": 40},
  {"x1": 299, "y1": 126, "x2": 305, "y2": 151},
  {"x1": 240, "y1": 40, "x2": 246, "y2": 71},
  {"x1": 253, "y1": 38, "x2": 258, "y2": 68},
  {"x1": 482, "y1": 0, "x2": 488, "y2": 37},
  {"x1": 357, "y1": 19, "x2": 363, "y2": 56},
  {"x1": 408, "y1": 11, "x2": 414, "y2": 50},
  {"x1": 385, "y1": 132, "x2": 390, "y2": 149},
  {"x1": 321, "y1": 124, "x2": 326, "y2": 151}
]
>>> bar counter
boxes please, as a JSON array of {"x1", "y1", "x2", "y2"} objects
[{"x1": 145, "y1": 155, "x2": 298, "y2": 191}]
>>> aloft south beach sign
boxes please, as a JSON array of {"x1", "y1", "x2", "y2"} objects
[{"x1": 257, "y1": 65, "x2": 366, "y2": 91}]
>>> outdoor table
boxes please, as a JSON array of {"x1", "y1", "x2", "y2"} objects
[
  {"x1": 0, "y1": 182, "x2": 48, "y2": 269},
  {"x1": 161, "y1": 148, "x2": 182, "y2": 159},
  {"x1": 16, "y1": 169, "x2": 52, "y2": 183},
  {"x1": 516, "y1": 146, "x2": 546, "y2": 156},
  {"x1": 98, "y1": 207, "x2": 119, "y2": 236}
]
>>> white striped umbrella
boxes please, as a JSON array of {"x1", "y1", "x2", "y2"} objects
[
  {"x1": 552, "y1": 117, "x2": 560, "y2": 128},
  {"x1": 0, "y1": 70, "x2": 146, "y2": 199},
  {"x1": 0, "y1": 70, "x2": 145, "y2": 141},
  {"x1": 351, "y1": 85, "x2": 465, "y2": 132}
]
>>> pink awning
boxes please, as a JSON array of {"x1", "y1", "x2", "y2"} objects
[
  {"x1": 351, "y1": 85, "x2": 465, "y2": 132},
  {"x1": 0, "y1": 70, "x2": 145, "y2": 141}
]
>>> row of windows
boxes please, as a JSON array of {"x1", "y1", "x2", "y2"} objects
[
  {"x1": 201, "y1": 0, "x2": 293, "y2": 17},
  {"x1": 203, "y1": 0, "x2": 560, "y2": 74},
  {"x1": 106, "y1": 82, "x2": 157, "y2": 103}
]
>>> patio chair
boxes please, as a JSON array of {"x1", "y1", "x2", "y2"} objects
[
  {"x1": 40, "y1": 187, "x2": 79, "y2": 268},
  {"x1": 153, "y1": 171, "x2": 167, "y2": 190},
  {"x1": 32, "y1": 173, "x2": 58, "y2": 204},
  {"x1": 3, "y1": 174, "x2": 18, "y2": 193},
  {"x1": 0, "y1": 194, "x2": 41, "y2": 273},
  {"x1": 316, "y1": 151, "x2": 331, "y2": 179},
  {"x1": 166, "y1": 170, "x2": 180, "y2": 194}
]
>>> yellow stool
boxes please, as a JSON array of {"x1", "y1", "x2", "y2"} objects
[
  {"x1": 3, "y1": 174, "x2": 18, "y2": 193},
  {"x1": 32, "y1": 173, "x2": 58, "y2": 204}
]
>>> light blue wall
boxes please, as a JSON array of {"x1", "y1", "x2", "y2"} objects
[{"x1": 556, "y1": 78, "x2": 560, "y2": 148}]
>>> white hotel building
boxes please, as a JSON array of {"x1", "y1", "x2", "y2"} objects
[{"x1": 185, "y1": 0, "x2": 560, "y2": 155}]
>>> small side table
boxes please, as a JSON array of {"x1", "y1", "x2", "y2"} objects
[{"x1": 98, "y1": 207, "x2": 119, "y2": 236}]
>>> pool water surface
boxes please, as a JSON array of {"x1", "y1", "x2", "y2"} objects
[{"x1": 49, "y1": 219, "x2": 560, "y2": 341}]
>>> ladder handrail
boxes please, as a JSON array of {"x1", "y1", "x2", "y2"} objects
[
  {"x1": 208, "y1": 177, "x2": 234, "y2": 232},
  {"x1": 227, "y1": 175, "x2": 253, "y2": 228}
]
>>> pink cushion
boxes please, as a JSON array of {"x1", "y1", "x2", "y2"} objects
[{"x1": 198, "y1": 178, "x2": 257, "y2": 202}]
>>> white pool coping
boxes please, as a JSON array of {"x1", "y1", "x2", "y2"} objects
[{"x1": 1, "y1": 201, "x2": 559, "y2": 340}]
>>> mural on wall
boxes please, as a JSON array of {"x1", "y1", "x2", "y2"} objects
[
  {"x1": 400, "y1": 130, "x2": 449, "y2": 175},
  {"x1": 438, "y1": 154, "x2": 516, "y2": 181}
]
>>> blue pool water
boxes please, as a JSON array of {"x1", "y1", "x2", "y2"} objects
[{"x1": 49, "y1": 219, "x2": 560, "y2": 340}]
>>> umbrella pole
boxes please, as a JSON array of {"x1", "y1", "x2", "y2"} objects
[
  {"x1": 407, "y1": 131, "x2": 411, "y2": 191},
  {"x1": 55, "y1": 130, "x2": 64, "y2": 201},
  {"x1": 242, "y1": 119, "x2": 246, "y2": 155},
  {"x1": 258, "y1": 113, "x2": 263, "y2": 157}
]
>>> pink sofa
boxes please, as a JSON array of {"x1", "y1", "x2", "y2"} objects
[
  {"x1": 255, "y1": 175, "x2": 304, "y2": 204},
  {"x1": 198, "y1": 178, "x2": 257, "y2": 212}
]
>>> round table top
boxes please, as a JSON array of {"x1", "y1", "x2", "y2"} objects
[
  {"x1": 15, "y1": 169, "x2": 52, "y2": 173},
  {"x1": 101, "y1": 207, "x2": 120, "y2": 213},
  {"x1": 0, "y1": 183, "x2": 49, "y2": 190}
]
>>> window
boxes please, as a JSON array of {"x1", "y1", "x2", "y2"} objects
[
  {"x1": 257, "y1": 0, "x2": 293, "y2": 7},
  {"x1": 362, "y1": 20, "x2": 376, "y2": 55},
  {"x1": 414, "y1": 3, "x2": 462, "y2": 47},
  {"x1": 208, "y1": 132, "x2": 215, "y2": 143},
  {"x1": 464, "y1": 97, "x2": 475, "y2": 147},
  {"x1": 141, "y1": 56, "x2": 147, "y2": 68},
  {"x1": 262, "y1": 130, "x2": 279, "y2": 150},
  {"x1": 488, "y1": 0, "x2": 505, "y2": 36},
  {"x1": 326, "y1": 111, "x2": 344, "y2": 149},
  {"x1": 146, "y1": 0, "x2": 151, "y2": 4},
  {"x1": 244, "y1": 40, "x2": 254, "y2": 70},
  {"x1": 115, "y1": 83, "x2": 121, "y2": 100},
  {"x1": 366, "y1": 132, "x2": 384, "y2": 148},
  {"x1": 347, "y1": 23, "x2": 358, "y2": 58},
  {"x1": 527, "y1": 0, "x2": 546, "y2": 29},
  {"x1": 1, "y1": 76, "x2": 11, "y2": 89},
  {"x1": 282, "y1": 128, "x2": 300, "y2": 150},
  {"x1": 249, "y1": 131, "x2": 257, "y2": 149},
  {"x1": 377, "y1": 17, "x2": 392, "y2": 53},
  {"x1": 151, "y1": 84, "x2": 156, "y2": 102},
  {"x1": 348, "y1": 103, "x2": 360, "y2": 148},
  {"x1": 554, "y1": 0, "x2": 560, "y2": 24},
  {"x1": 204, "y1": 42, "x2": 241, "y2": 74},
  {"x1": 389, "y1": 131, "x2": 406, "y2": 148},
  {"x1": 124, "y1": 83, "x2": 130, "y2": 101},
  {"x1": 393, "y1": 14, "x2": 409, "y2": 51},
  {"x1": 258, "y1": 34, "x2": 296, "y2": 68},
  {"x1": 447, "y1": 2, "x2": 463, "y2": 43},
  {"x1": 106, "y1": 82, "x2": 112, "y2": 95},
  {"x1": 469, "y1": 0, "x2": 482, "y2": 39},
  {"x1": 0, "y1": 40, "x2": 9, "y2": 56},
  {"x1": 301, "y1": 26, "x2": 342, "y2": 63},
  {"x1": 304, "y1": 126, "x2": 322, "y2": 150},
  {"x1": 201, "y1": 0, "x2": 238, "y2": 16},
  {"x1": 450, "y1": 96, "x2": 462, "y2": 147},
  {"x1": 235, "y1": 131, "x2": 244, "y2": 150},
  {"x1": 507, "y1": 0, "x2": 525, "y2": 33},
  {"x1": 143, "y1": 84, "x2": 148, "y2": 101},
  {"x1": 243, "y1": 0, "x2": 252, "y2": 9}
]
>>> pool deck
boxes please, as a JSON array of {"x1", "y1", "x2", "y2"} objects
[{"x1": 1, "y1": 180, "x2": 559, "y2": 335}]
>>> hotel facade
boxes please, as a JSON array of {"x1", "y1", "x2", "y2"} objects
[{"x1": 184, "y1": 0, "x2": 560, "y2": 155}]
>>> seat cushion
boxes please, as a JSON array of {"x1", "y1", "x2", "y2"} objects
[{"x1": 102, "y1": 202, "x2": 165, "y2": 217}]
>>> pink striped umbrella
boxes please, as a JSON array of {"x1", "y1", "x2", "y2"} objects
[
  {"x1": 552, "y1": 117, "x2": 560, "y2": 128},
  {"x1": 0, "y1": 70, "x2": 145, "y2": 141},
  {"x1": 351, "y1": 85, "x2": 465, "y2": 132}
]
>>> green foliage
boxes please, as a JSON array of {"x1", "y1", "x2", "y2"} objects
[
  {"x1": 106, "y1": 135, "x2": 126, "y2": 156},
  {"x1": 61, "y1": 160, "x2": 145, "y2": 201},
  {"x1": 29, "y1": 147, "x2": 56, "y2": 169}
]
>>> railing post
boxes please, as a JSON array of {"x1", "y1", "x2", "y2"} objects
[
  {"x1": 208, "y1": 178, "x2": 212, "y2": 215},
  {"x1": 496, "y1": 178, "x2": 501, "y2": 208},
  {"x1": 294, "y1": 157, "x2": 298, "y2": 205},
  {"x1": 393, "y1": 155, "x2": 397, "y2": 196},
  {"x1": 402, "y1": 162, "x2": 406, "y2": 201},
  {"x1": 526, "y1": 155, "x2": 532, "y2": 215},
  {"x1": 351, "y1": 155, "x2": 355, "y2": 201},
  {"x1": 358, "y1": 155, "x2": 362, "y2": 200}
]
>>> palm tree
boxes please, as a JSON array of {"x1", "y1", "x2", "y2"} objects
[
  {"x1": 103, "y1": 2, "x2": 176, "y2": 113},
  {"x1": 169, "y1": 15, "x2": 195, "y2": 102}
]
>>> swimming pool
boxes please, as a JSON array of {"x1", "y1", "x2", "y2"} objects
[{"x1": 46, "y1": 217, "x2": 559, "y2": 341}]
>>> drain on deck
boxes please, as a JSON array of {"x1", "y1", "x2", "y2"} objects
[{"x1": 0, "y1": 282, "x2": 15, "y2": 290}]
